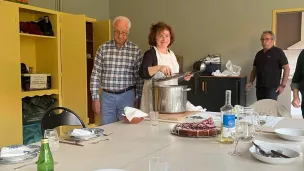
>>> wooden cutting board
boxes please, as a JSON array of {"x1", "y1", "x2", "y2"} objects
[{"x1": 159, "y1": 111, "x2": 200, "y2": 121}]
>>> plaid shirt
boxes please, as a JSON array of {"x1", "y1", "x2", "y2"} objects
[{"x1": 90, "y1": 40, "x2": 143, "y2": 100}]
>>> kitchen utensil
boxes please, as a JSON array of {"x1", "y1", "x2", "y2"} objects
[
  {"x1": 14, "y1": 161, "x2": 58, "y2": 170},
  {"x1": 101, "y1": 132, "x2": 114, "y2": 136},
  {"x1": 154, "y1": 70, "x2": 203, "y2": 83},
  {"x1": 59, "y1": 141, "x2": 84, "y2": 147},
  {"x1": 152, "y1": 85, "x2": 191, "y2": 113},
  {"x1": 91, "y1": 138, "x2": 110, "y2": 144}
]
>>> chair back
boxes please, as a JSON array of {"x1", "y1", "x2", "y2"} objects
[
  {"x1": 249, "y1": 99, "x2": 291, "y2": 118},
  {"x1": 41, "y1": 107, "x2": 86, "y2": 135}
]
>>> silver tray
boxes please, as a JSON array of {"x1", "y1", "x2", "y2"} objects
[
  {"x1": 0, "y1": 145, "x2": 39, "y2": 165},
  {"x1": 67, "y1": 128, "x2": 104, "y2": 141},
  {"x1": 170, "y1": 128, "x2": 220, "y2": 138}
]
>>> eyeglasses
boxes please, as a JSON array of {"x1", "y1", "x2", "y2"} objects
[
  {"x1": 114, "y1": 30, "x2": 128, "y2": 36},
  {"x1": 260, "y1": 38, "x2": 273, "y2": 42}
]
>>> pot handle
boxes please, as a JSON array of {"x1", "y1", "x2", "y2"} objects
[{"x1": 183, "y1": 88, "x2": 191, "y2": 91}]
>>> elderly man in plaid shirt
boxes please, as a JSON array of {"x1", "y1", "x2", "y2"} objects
[{"x1": 90, "y1": 16, "x2": 143, "y2": 125}]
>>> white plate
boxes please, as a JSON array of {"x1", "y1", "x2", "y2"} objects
[
  {"x1": 274, "y1": 128, "x2": 304, "y2": 142},
  {"x1": 68, "y1": 128, "x2": 104, "y2": 141},
  {"x1": 249, "y1": 143, "x2": 300, "y2": 164}
]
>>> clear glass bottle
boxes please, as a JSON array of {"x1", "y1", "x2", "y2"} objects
[
  {"x1": 37, "y1": 138, "x2": 54, "y2": 171},
  {"x1": 220, "y1": 90, "x2": 235, "y2": 144}
]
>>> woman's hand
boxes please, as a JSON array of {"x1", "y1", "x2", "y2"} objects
[
  {"x1": 184, "y1": 73, "x2": 193, "y2": 81},
  {"x1": 158, "y1": 65, "x2": 172, "y2": 76}
]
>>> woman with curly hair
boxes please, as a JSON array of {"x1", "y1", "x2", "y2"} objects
[{"x1": 139, "y1": 22, "x2": 192, "y2": 113}]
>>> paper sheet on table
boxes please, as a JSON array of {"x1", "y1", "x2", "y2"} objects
[
  {"x1": 254, "y1": 140, "x2": 303, "y2": 156},
  {"x1": 260, "y1": 116, "x2": 283, "y2": 127}
]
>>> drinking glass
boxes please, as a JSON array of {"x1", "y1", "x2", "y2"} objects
[
  {"x1": 150, "y1": 111, "x2": 159, "y2": 126},
  {"x1": 149, "y1": 157, "x2": 170, "y2": 171},
  {"x1": 44, "y1": 129, "x2": 59, "y2": 152}
]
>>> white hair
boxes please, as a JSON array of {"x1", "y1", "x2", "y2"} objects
[{"x1": 112, "y1": 16, "x2": 131, "y2": 30}]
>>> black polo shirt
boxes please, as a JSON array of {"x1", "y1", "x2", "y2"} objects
[{"x1": 253, "y1": 46, "x2": 288, "y2": 88}]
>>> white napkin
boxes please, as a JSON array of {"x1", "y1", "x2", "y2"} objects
[
  {"x1": 70, "y1": 129, "x2": 93, "y2": 136},
  {"x1": 0, "y1": 146, "x2": 29, "y2": 158},
  {"x1": 186, "y1": 101, "x2": 207, "y2": 112},
  {"x1": 254, "y1": 140, "x2": 303, "y2": 156},
  {"x1": 212, "y1": 70, "x2": 228, "y2": 77},
  {"x1": 122, "y1": 107, "x2": 148, "y2": 121}
]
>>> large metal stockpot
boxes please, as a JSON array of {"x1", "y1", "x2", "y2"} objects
[{"x1": 151, "y1": 84, "x2": 191, "y2": 113}]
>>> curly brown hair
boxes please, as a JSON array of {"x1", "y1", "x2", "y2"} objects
[{"x1": 148, "y1": 22, "x2": 175, "y2": 47}]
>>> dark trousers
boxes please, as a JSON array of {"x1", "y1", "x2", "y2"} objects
[
  {"x1": 300, "y1": 90, "x2": 304, "y2": 118},
  {"x1": 256, "y1": 87, "x2": 279, "y2": 101}
]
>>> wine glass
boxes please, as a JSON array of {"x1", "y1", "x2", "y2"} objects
[
  {"x1": 44, "y1": 129, "x2": 59, "y2": 152},
  {"x1": 228, "y1": 123, "x2": 244, "y2": 156}
]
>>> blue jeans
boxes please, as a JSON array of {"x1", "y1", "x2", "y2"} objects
[{"x1": 100, "y1": 90, "x2": 135, "y2": 125}]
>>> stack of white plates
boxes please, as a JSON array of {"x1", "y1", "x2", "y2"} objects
[{"x1": 274, "y1": 128, "x2": 304, "y2": 142}]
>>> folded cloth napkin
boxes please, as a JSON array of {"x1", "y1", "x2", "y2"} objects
[
  {"x1": 0, "y1": 146, "x2": 30, "y2": 158},
  {"x1": 254, "y1": 140, "x2": 303, "y2": 156},
  {"x1": 70, "y1": 129, "x2": 93, "y2": 137},
  {"x1": 186, "y1": 101, "x2": 207, "y2": 112},
  {"x1": 122, "y1": 106, "x2": 148, "y2": 121}
]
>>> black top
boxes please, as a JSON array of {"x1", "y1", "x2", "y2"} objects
[
  {"x1": 253, "y1": 46, "x2": 288, "y2": 88},
  {"x1": 292, "y1": 49, "x2": 304, "y2": 89},
  {"x1": 139, "y1": 47, "x2": 158, "y2": 79},
  {"x1": 139, "y1": 47, "x2": 172, "y2": 80}
]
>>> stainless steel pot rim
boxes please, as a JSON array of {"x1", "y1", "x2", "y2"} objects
[{"x1": 152, "y1": 85, "x2": 187, "y2": 88}]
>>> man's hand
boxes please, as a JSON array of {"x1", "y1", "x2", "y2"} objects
[
  {"x1": 245, "y1": 82, "x2": 253, "y2": 92},
  {"x1": 276, "y1": 85, "x2": 285, "y2": 95},
  {"x1": 92, "y1": 100, "x2": 101, "y2": 115},
  {"x1": 134, "y1": 99, "x2": 141, "y2": 109},
  {"x1": 292, "y1": 97, "x2": 301, "y2": 108}
]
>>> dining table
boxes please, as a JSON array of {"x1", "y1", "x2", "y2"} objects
[{"x1": 1, "y1": 115, "x2": 304, "y2": 171}]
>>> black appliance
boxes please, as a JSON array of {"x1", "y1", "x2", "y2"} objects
[{"x1": 193, "y1": 54, "x2": 221, "y2": 76}]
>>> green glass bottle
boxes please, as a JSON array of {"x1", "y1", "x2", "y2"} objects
[{"x1": 37, "y1": 138, "x2": 54, "y2": 171}]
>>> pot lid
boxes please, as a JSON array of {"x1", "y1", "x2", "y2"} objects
[{"x1": 153, "y1": 72, "x2": 186, "y2": 82}]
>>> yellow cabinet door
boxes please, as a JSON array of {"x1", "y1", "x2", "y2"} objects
[
  {"x1": 0, "y1": 3, "x2": 22, "y2": 147},
  {"x1": 92, "y1": 19, "x2": 111, "y2": 125},
  {"x1": 60, "y1": 13, "x2": 88, "y2": 125},
  {"x1": 93, "y1": 19, "x2": 111, "y2": 54}
]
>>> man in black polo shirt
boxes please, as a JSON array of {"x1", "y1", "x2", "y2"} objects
[{"x1": 246, "y1": 30, "x2": 290, "y2": 101}]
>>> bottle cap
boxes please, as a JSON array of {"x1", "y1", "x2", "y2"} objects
[{"x1": 41, "y1": 138, "x2": 49, "y2": 144}]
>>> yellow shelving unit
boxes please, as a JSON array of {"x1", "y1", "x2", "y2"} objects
[
  {"x1": 0, "y1": 0, "x2": 111, "y2": 147},
  {"x1": 21, "y1": 89, "x2": 59, "y2": 98},
  {"x1": 20, "y1": 33, "x2": 56, "y2": 39}
]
